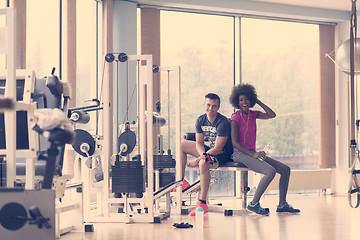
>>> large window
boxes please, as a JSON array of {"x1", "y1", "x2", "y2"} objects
[
  {"x1": 27, "y1": 0, "x2": 60, "y2": 77},
  {"x1": 241, "y1": 18, "x2": 320, "y2": 170},
  {"x1": 76, "y1": 0, "x2": 98, "y2": 134},
  {"x1": 27, "y1": 0, "x2": 98, "y2": 133},
  {"x1": 0, "y1": 2, "x2": 7, "y2": 69},
  {"x1": 160, "y1": 11, "x2": 320, "y2": 197},
  {"x1": 160, "y1": 11, "x2": 235, "y2": 196}
]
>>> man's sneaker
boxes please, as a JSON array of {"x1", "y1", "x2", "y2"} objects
[
  {"x1": 181, "y1": 179, "x2": 190, "y2": 191},
  {"x1": 189, "y1": 201, "x2": 209, "y2": 216},
  {"x1": 247, "y1": 202, "x2": 270, "y2": 216},
  {"x1": 173, "y1": 179, "x2": 190, "y2": 192},
  {"x1": 276, "y1": 202, "x2": 300, "y2": 213}
]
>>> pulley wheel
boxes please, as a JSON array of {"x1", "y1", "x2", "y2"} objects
[
  {"x1": 153, "y1": 64, "x2": 159, "y2": 73},
  {"x1": 105, "y1": 53, "x2": 115, "y2": 63},
  {"x1": 118, "y1": 53, "x2": 128, "y2": 62},
  {"x1": 118, "y1": 130, "x2": 136, "y2": 156},
  {"x1": 72, "y1": 129, "x2": 96, "y2": 157},
  {"x1": 0, "y1": 202, "x2": 27, "y2": 231}
]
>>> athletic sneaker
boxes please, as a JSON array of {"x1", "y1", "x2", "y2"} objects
[
  {"x1": 181, "y1": 179, "x2": 190, "y2": 191},
  {"x1": 173, "y1": 179, "x2": 190, "y2": 192},
  {"x1": 247, "y1": 202, "x2": 270, "y2": 216},
  {"x1": 189, "y1": 201, "x2": 209, "y2": 216},
  {"x1": 276, "y1": 202, "x2": 300, "y2": 213}
]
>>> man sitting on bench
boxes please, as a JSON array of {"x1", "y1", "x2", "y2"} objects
[{"x1": 180, "y1": 93, "x2": 233, "y2": 216}]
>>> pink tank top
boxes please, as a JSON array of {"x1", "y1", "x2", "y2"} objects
[{"x1": 230, "y1": 110, "x2": 258, "y2": 150}]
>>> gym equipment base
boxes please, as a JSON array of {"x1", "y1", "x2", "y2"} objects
[{"x1": 0, "y1": 189, "x2": 55, "y2": 240}]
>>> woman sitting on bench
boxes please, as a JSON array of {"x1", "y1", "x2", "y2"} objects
[{"x1": 229, "y1": 84, "x2": 300, "y2": 216}]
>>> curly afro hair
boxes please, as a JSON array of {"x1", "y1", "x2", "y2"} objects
[{"x1": 229, "y1": 84, "x2": 257, "y2": 109}]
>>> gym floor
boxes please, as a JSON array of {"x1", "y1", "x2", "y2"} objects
[{"x1": 59, "y1": 194, "x2": 360, "y2": 240}]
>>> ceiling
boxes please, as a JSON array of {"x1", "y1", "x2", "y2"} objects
[
  {"x1": 137, "y1": 0, "x2": 352, "y2": 22},
  {"x1": 254, "y1": 0, "x2": 352, "y2": 12}
]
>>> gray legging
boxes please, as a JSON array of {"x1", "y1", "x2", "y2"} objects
[{"x1": 231, "y1": 150, "x2": 291, "y2": 205}]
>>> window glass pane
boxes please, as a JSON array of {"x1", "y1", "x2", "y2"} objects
[
  {"x1": 27, "y1": 0, "x2": 60, "y2": 77},
  {"x1": 241, "y1": 18, "x2": 320, "y2": 170},
  {"x1": 160, "y1": 11, "x2": 235, "y2": 196},
  {"x1": 0, "y1": 4, "x2": 6, "y2": 69},
  {"x1": 76, "y1": 0, "x2": 98, "y2": 133}
]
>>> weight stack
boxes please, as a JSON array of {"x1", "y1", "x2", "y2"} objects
[
  {"x1": 155, "y1": 172, "x2": 175, "y2": 188},
  {"x1": 153, "y1": 154, "x2": 176, "y2": 169},
  {"x1": 112, "y1": 160, "x2": 144, "y2": 194}
]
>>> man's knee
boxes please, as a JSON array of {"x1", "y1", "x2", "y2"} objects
[
  {"x1": 181, "y1": 140, "x2": 197, "y2": 156},
  {"x1": 180, "y1": 140, "x2": 188, "y2": 151},
  {"x1": 198, "y1": 160, "x2": 211, "y2": 171}
]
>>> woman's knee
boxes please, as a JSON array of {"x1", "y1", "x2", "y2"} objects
[
  {"x1": 265, "y1": 166, "x2": 276, "y2": 179},
  {"x1": 277, "y1": 165, "x2": 291, "y2": 181},
  {"x1": 283, "y1": 165, "x2": 291, "y2": 177}
]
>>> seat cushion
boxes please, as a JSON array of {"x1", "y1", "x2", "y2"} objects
[{"x1": 221, "y1": 161, "x2": 247, "y2": 168}]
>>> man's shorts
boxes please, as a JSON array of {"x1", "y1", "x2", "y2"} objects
[{"x1": 204, "y1": 146, "x2": 232, "y2": 167}]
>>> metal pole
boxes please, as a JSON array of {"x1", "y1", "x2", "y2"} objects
[{"x1": 167, "y1": 70, "x2": 171, "y2": 152}]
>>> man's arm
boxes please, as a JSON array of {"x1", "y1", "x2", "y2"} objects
[
  {"x1": 207, "y1": 136, "x2": 228, "y2": 156},
  {"x1": 195, "y1": 132, "x2": 206, "y2": 156}
]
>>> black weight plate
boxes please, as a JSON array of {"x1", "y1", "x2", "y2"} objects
[
  {"x1": 0, "y1": 202, "x2": 27, "y2": 231},
  {"x1": 118, "y1": 130, "x2": 136, "y2": 156},
  {"x1": 72, "y1": 129, "x2": 96, "y2": 157}
]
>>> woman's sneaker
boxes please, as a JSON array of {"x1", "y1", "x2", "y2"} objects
[
  {"x1": 247, "y1": 202, "x2": 269, "y2": 216},
  {"x1": 276, "y1": 202, "x2": 300, "y2": 213}
]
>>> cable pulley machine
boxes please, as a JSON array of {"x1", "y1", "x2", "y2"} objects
[{"x1": 347, "y1": 0, "x2": 360, "y2": 208}]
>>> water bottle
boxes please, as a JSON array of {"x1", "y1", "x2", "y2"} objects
[
  {"x1": 263, "y1": 142, "x2": 271, "y2": 154},
  {"x1": 195, "y1": 207, "x2": 204, "y2": 228},
  {"x1": 259, "y1": 142, "x2": 271, "y2": 160}
]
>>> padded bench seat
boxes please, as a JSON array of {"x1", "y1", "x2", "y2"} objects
[
  {"x1": 188, "y1": 160, "x2": 250, "y2": 214},
  {"x1": 217, "y1": 160, "x2": 247, "y2": 170},
  {"x1": 209, "y1": 161, "x2": 250, "y2": 215},
  {"x1": 183, "y1": 132, "x2": 250, "y2": 214}
]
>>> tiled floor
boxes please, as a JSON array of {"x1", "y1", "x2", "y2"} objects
[{"x1": 59, "y1": 193, "x2": 360, "y2": 240}]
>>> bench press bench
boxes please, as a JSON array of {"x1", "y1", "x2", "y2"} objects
[
  {"x1": 217, "y1": 161, "x2": 250, "y2": 209},
  {"x1": 182, "y1": 133, "x2": 250, "y2": 215}
]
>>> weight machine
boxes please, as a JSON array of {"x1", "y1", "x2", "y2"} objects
[
  {"x1": 327, "y1": 0, "x2": 360, "y2": 208},
  {"x1": 347, "y1": 1, "x2": 360, "y2": 208},
  {"x1": 0, "y1": 8, "x2": 82, "y2": 239},
  {"x1": 72, "y1": 53, "x2": 183, "y2": 223},
  {"x1": 0, "y1": 8, "x2": 56, "y2": 239},
  {"x1": 152, "y1": 65, "x2": 183, "y2": 215},
  {"x1": 0, "y1": 66, "x2": 79, "y2": 238}
]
